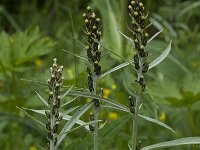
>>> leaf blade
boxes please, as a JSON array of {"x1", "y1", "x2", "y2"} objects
[
  {"x1": 141, "y1": 137, "x2": 200, "y2": 150},
  {"x1": 138, "y1": 114, "x2": 174, "y2": 133},
  {"x1": 149, "y1": 40, "x2": 172, "y2": 70},
  {"x1": 55, "y1": 102, "x2": 93, "y2": 149}
]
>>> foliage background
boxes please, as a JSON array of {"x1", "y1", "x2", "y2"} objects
[{"x1": 0, "y1": 0, "x2": 200, "y2": 149}]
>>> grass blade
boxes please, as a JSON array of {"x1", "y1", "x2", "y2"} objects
[
  {"x1": 149, "y1": 40, "x2": 172, "y2": 70},
  {"x1": 141, "y1": 137, "x2": 200, "y2": 150}
]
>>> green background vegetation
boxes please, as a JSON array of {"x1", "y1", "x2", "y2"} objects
[{"x1": 0, "y1": 0, "x2": 200, "y2": 149}]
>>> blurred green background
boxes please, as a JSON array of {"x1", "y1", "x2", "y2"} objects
[{"x1": 0, "y1": 0, "x2": 200, "y2": 149}]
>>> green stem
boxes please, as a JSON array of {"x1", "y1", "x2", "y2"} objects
[
  {"x1": 93, "y1": 77, "x2": 99, "y2": 150},
  {"x1": 50, "y1": 87, "x2": 56, "y2": 150},
  {"x1": 131, "y1": 57, "x2": 143, "y2": 150},
  {"x1": 131, "y1": 94, "x2": 141, "y2": 150}
]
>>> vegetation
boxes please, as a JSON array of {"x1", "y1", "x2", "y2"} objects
[{"x1": 0, "y1": 0, "x2": 200, "y2": 150}]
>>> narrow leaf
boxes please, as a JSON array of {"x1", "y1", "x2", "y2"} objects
[
  {"x1": 141, "y1": 137, "x2": 200, "y2": 150},
  {"x1": 17, "y1": 107, "x2": 45, "y2": 127},
  {"x1": 20, "y1": 78, "x2": 47, "y2": 86},
  {"x1": 98, "y1": 60, "x2": 134, "y2": 79},
  {"x1": 149, "y1": 40, "x2": 172, "y2": 70},
  {"x1": 67, "y1": 90, "x2": 129, "y2": 112},
  {"x1": 138, "y1": 114, "x2": 174, "y2": 133},
  {"x1": 62, "y1": 106, "x2": 80, "y2": 116},
  {"x1": 63, "y1": 49, "x2": 89, "y2": 63},
  {"x1": 35, "y1": 91, "x2": 48, "y2": 106},
  {"x1": 117, "y1": 29, "x2": 134, "y2": 45},
  {"x1": 22, "y1": 107, "x2": 89, "y2": 129},
  {"x1": 56, "y1": 120, "x2": 102, "y2": 137},
  {"x1": 36, "y1": 145, "x2": 46, "y2": 150},
  {"x1": 147, "y1": 30, "x2": 162, "y2": 44},
  {"x1": 55, "y1": 102, "x2": 93, "y2": 149},
  {"x1": 101, "y1": 105, "x2": 130, "y2": 113},
  {"x1": 61, "y1": 96, "x2": 78, "y2": 107},
  {"x1": 61, "y1": 84, "x2": 74, "y2": 99}
]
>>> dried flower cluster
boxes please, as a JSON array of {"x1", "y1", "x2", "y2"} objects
[
  {"x1": 45, "y1": 58, "x2": 63, "y2": 149},
  {"x1": 128, "y1": 0, "x2": 149, "y2": 92},
  {"x1": 83, "y1": 6, "x2": 102, "y2": 110},
  {"x1": 83, "y1": 6, "x2": 102, "y2": 77}
]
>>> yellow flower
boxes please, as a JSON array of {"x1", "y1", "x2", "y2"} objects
[
  {"x1": 29, "y1": 146, "x2": 37, "y2": 150},
  {"x1": 159, "y1": 112, "x2": 166, "y2": 122},
  {"x1": 35, "y1": 59, "x2": 43, "y2": 67},
  {"x1": 108, "y1": 112, "x2": 118, "y2": 120},
  {"x1": 111, "y1": 84, "x2": 116, "y2": 90},
  {"x1": 103, "y1": 89, "x2": 111, "y2": 98},
  {"x1": 67, "y1": 68, "x2": 73, "y2": 79},
  {"x1": 86, "y1": 98, "x2": 91, "y2": 102}
]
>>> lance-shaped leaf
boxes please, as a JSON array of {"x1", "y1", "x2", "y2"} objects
[
  {"x1": 147, "y1": 30, "x2": 162, "y2": 44},
  {"x1": 141, "y1": 137, "x2": 200, "y2": 150},
  {"x1": 149, "y1": 40, "x2": 172, "y2": 70},
  {"x1": 61, "y1": 96, "x2": 78, "y2": 107},
  {"x1": 17, "y1": 107, "x2": 45, "y2": 127},
  {"x1": 117, "y1": 29, "x2": 134, "y2": 45},
  {"x1": 55, "y1": 102, "x2": 93, "y2": 149},
  {"x1": 56, "y1": 120, "x2": 102, "y2": 138},
  {"x1": 22, "y1": 107, "x2": 89, "y2": 129},
  {"x1": 61, "y1": 85, "x2": 74, "y2": 99},
  {"x1": 101, "y1": 105, "x2": 174, "y2": 132},
  {"x1": 98, "y1": 60, "x2": 134, "y2": 79},
  {"x1": 67, "y1": 90, "x2": 129, "y2": 112},
  {"x1": 35, "y1": 91, "x2": 48, "y2": 106},
  {"x1": 138, "y1": 114, "x2": 174, "y2": 133}
]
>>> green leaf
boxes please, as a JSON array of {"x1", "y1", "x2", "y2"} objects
[
  {"x1": 149, "y1": 40, "x2": 172, "y2": 70},
  {"x1": 56, "y1": 120, "x2": 102, "y2": 138},
  {"x1": 55, "y1": 102, "x2": 93, "y2": 149},
  {"x1": 147, "y1": 30, "x2": 162, "y2": 44},
  {"x1": 62, "y1": 49, "x2": 89, "y2": 64},
  {"x1": 94, "y1": 0, "x2": 122, "y2": 57},
  {"x1": 98, "y1": 60, "x2": 134, "y2": 79},
  {"x1": 61, "y1": 84, "x2": 74, "y2": 99},
  {"x1": 61, "y1": 96, "x2": 78, "y2": 107},
  {"x1": 67, "y1": 90, "x2": 129, "y2": 112},
  {"x1": 178, "y1": 1, "x2": 200, "y2": 18},
  {"x1": 99, "y1": 116, "x2": 130, "y2": 149},
  {"x1": 138, "y1": 114, "x2": 174, "y2": 133},
  {"x1": 101, "y1": 105, "x2": 129, "y2": 113},
  {"x1": 141, "y1": 137, "x2": 200, "y2": 150},
  {"x1": 17, "y1": 107, "x2": 45, "y2": 127},
  {"x1": 35, "y1": 91, "x2": 48, "y2": 106},
  {"x1": 117, "y1": 29, "x2": 134, "y2": 45},
  {"x1": 62, "y1": 106, "x2": 80, "y2": 116},
  {"x1": 22, "y1": 107, "x2": 89, "y2": 129}
]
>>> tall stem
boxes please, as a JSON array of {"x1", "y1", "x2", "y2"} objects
[
  {"x1": 131, "y1": 94, "x2": 141, "y2": 150},
  {"x1": 131, "y1": 57, "x2": 143, "y2": 150},
  {"x1": 93, "y1": 77, "x2": 99, "y2": 150}
]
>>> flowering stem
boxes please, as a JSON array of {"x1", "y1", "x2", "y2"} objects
[
  {"x1": 92, "y1": 77, "x2": 99, "y2": 150},
  {"x1": 131, "y1": 94, "x2": 141, "y2": 150}
]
